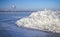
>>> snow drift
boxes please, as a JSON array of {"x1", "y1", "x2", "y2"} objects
[{"x1": 16, "y1": 9, "x2": 60, "y2": 33}]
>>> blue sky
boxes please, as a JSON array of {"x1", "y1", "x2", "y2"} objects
[{"x1": 0, "y1": 0, "x2": 60, "y2": 10}]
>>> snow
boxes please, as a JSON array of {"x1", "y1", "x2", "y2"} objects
[{"x1": 16, "y1": 9, "x2": 60, "y2": 33}]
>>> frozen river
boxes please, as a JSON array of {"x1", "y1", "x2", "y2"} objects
[{"x1": 0, "y1": 12, "x2": 60, "y2": 37}]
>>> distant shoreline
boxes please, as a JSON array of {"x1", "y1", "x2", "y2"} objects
[{"x1": 0, "y1": 11, "x2": 37, "y2": 12}]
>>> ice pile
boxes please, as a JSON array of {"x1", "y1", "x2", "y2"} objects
[{"x1": 16, "y1": 9, "x2": 60, "y2": 33}]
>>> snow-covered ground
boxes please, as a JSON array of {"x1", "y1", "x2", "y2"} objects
[{"x1": 16, "y1": 9, "x2": 60, "y2": 33}]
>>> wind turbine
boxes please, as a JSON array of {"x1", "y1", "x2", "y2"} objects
[{"x1": 11, "y1": 4, "x2": 16, "y2": 11}]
